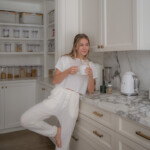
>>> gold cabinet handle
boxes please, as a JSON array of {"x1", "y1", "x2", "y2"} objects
[
  {"x1": 72, "y1": 135, "x2": 78, "y2": 141},
  {"x1": 5, "y1": 86, "x2": 7, "y2": 88},
  {"x1": 101, "y1": 45, "x2": 104, "y2": 48},
  {"x1": 2, "y1": 86, "x2": 4, "y2": 89},
  {"x1": 93, "y1": 111, "x2": 103, "y2": 117},
  {"x1": 136, "y1": 131, "x2": 150, "y2": 140},
  {"x1": 42, "y1": 88, "x2": 45, "y2": 91},
  {"x1": 93, "y1": 130, "x2": 103, "y2": 138}
]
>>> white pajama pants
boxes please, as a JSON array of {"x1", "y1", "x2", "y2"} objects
[{"x1": 20, "y1": 86, "x2": 79, "y2": 150}]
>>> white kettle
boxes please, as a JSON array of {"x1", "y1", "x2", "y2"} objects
[{"x1": 121, "y1": 72, "x2": 139, "y2": 96}]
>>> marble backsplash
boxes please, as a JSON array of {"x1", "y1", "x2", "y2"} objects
[{"x1": 89, "y1": 51, "x2": 150, "y2": 91}]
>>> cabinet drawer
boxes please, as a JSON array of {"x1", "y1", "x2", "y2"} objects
[
  {"x1": 116, "y1": 116, "x2": 150, "y2": 150},
  {"x1": 76, "y1": 114, "x2": 115, "y2": 150},
  {"x1": 79, "y1": 101, "x2": 115, "y2": 130}
]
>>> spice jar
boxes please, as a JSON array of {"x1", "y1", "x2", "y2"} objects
[
  {"x1": 20, "y1": 66, "x2": 26, "y2": 78},
  {"x1": 13, "y1": 29, "x2": 20, "y2": 38},
  {"x1": 31, "y1": 66, "x2": 37, "y2": 77},
  {"x1": 27, "y1": 44, "x2": 33, "y2": 52},
  {"x1": 16, "y1": 44, "x2": 22, "y2": 52},
  {"x1": 32, "y1": 30, "x2": 38, "y2": 38},
  {"x1": 106, "y1": 83, "x2": 112, "y2": 94},
  {"x1": 14, "y1": 66, "x2": 20, "y2": 78},
  {"x1": 26, "y1": 66, "x2": 32, "y2": 77},
  {"x1": 3, "y1": 28, "x2": 9, "y2": 37},
  {"x1": 7, "y1": 66, "x2": 13, "y2": 79},
  {"x1": 1, "y1": 66, "x2": 6, "y2": 79},
  {"x1": 5, "y1": 43, "x2": 11, "y2": 52}
]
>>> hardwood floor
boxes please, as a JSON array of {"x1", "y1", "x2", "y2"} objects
[{"x1": 0, "y1": 130, "x2": 55, "y2": 150}]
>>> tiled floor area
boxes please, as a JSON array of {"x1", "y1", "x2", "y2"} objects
[{"x1": 0, "y1": 130, "x2": 55, "y2": 150}]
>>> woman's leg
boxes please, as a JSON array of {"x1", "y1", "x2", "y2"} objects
[{"x1": 20, "y1": 102, "x2": 57, "y2": 137}]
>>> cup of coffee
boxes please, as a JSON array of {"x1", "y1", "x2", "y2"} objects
[{"x1": 79, "y1": 64, "x2": 88, "y2": 75}]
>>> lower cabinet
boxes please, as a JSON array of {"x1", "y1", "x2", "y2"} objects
[
  {"x1": 0, "y1": 81, "x2": 36, "y2": 132},
  {"x1": 70, "y1": 127, "x2": 99, "y2": 150},
  {"x1": 37, "y1": 82, "x2": 53, "y2": 103},
  {"x1": 116, "y1": 134, "x2": 147, "y2": 150}
]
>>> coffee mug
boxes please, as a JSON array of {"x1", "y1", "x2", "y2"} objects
[{"x1": 79, "y1": 64, "x2": 88, "y2": 75}]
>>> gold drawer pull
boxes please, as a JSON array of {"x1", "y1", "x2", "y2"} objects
[
  {"x1": 136, "y1": 131, "x2": 150, "y2": 140},
  {"x1": 93, "y1": 130, "x2": 103, "y2": 138},
  {"x1": 93, "y1": 111, "x2": 103, "y2": 117},
  {"x1": 72, "y1": 135, "x2": 78, "y2": 141},
  {"x1": 42, "y1": 88, "x2": 45, "y2": 91}
]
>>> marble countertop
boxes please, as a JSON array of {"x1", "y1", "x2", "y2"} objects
[{"x1": 81, "y1": 90, "x2": 150, "y2": 128}]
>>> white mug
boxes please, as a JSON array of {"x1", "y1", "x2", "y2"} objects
[{"x1": 79, "y1": 64, "x2": 88, "y2": 75}]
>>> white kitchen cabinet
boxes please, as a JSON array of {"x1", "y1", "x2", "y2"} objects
[
  {"x1": 70, "y1": 127, "x2": 99, "y2": 150},
  {"x1": 80, "y1": 0, "x2": 150, "y2": 51},
  {"x1": 116, "y1": 134, "x2": 147, "y2": 150},
  {"x1": 37, "y1": 82, "x2": 53, "y2": 103},
  {"x1": 0, "y1": 81, "x2": 36, "y2": 132}
]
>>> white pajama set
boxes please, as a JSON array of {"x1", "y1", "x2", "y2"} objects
[{"x1": 21, "y1": 56, "x2": 97, "y2": 150}]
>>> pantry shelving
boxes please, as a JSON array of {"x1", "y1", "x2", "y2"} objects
[{"x1": 0, "y1": 0, "x2": 55, "y2": 78}]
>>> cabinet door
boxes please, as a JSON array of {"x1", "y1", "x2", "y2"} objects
[
  {"x1": 0, "y1": 85, "x2": 5, "y2": 129},
  {"x1": 4, "y1": 82, "x2": 36, "y2": 128},
  {"x1": 70, "y1": 128, "x2": 99, "y2": 150},
  {"x1": 102, "y1": 0, "x2": 137, "y2": 51},
  {"x1": 37, "y1": 83, "x2": 53, "y2": 103},
  {"x1": 116, "y1": 134, "x2": 147, "y2": 150},
  {"x1": 79, "y1": 0, "x2": 101, "y2": 52}
]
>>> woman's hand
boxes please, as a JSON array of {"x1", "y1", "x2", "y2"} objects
[
  {"x1": 85, "y1": 65, "x2": 93, "y2": 78},
  {"x1": 68, "y1": 66, "x2": 78, "y2": 75}
]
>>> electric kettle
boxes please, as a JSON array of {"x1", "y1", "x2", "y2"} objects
[{"x1": 121, "y1": 72, "x2": 139, "y2": 96}]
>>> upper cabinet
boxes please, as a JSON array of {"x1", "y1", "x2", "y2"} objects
[{"x1": 80, "y1": 0, "x2": 150, "y2": 52}]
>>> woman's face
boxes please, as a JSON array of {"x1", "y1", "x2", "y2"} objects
[{"x1": 76, "y1": 38, "x2": 89, "y2": 58}]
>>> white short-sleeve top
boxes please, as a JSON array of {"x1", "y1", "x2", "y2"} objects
[{"x1": 55, "y1": 56, "x2": 98, "y2": 95}]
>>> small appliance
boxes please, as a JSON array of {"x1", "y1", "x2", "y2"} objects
[{"x1": 121, "y1": 72, "x2": 139, "y2": 96}]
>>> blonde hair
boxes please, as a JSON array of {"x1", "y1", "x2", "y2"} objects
[{"x1": 65, "y1": 33, "x2": 90, "y2": 59}]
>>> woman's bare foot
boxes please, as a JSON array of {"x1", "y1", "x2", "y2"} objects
[{"x1": 55, "y1": 127, "x2": 62, "y2": 148}]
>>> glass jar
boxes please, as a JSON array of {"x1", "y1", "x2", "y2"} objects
[
  {"x1": 31, "y1": 66, "x2": 37, "y2": 77},
  {"x1": 32, "y1": 30, "x2": 38, "y2": 38},
  {"x1": 13, "y1": 29, "x2": 20, "y2": 38},
  {"x1": 5, "y1": 43, "x2": 11, "y2": 52},
  {"x1": 26, "y1": 66, "x2": 32, "y2": 77},
  {"x1": 7, "y1": 66, "x2": 13, "y2": 79},
  {"x1": 3, "y1": 28, "x2": 9, "y2": 37},
  {"x1": 23, "y1": 30, "x2": 29, "y2": 38},
  {"x1": 20, "y1": 66, "x2": 26, "y2": 78},
  {"x1": 27, "y1": 44, "x2": 33, "y2": 52},
  {"x1": 36, "y1": 44, "x2": 40, "y2": 52},
  {"x1": 16, "y1": 44, "x2": 22, "y2": 52},
  {"x1": 106, "y1": 83, "x2": 112, "y2": 94},
  {"x1": 14, "y1": 66, "x2": 20, "y2": 78},
  {"x1": 1, "y1": 66, "x2": 6, "y2": 79}
]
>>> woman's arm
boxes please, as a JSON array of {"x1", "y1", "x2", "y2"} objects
[
  {"x1": 52, "y1": 66, "x2": 78, "y2": 85},
  {"x1": 86, "y1": 66, "x2": 95, "y2": 94}
]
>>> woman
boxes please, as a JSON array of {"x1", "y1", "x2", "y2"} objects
[{"x1": 20, "y1": 33, "x2": 97, "y2": 150}]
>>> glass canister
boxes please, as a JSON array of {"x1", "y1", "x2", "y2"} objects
[
  {"x1": 14, "y1": 66, "x2": 20, "y2": 78},
  {"x1": 27, "y1": 44, "x2": 33, "y2": 52},
  {"x1": 16, "y1": 44, "x2": 22, "y2": 52},
  {"x1": 7, "y1": 66, "x2": 13, "y2": 79},
  {"x1": 3, "y1": 28, "x2": 9, "y2": 37},
  {"x1": 31, "y1": 65, "x2": 37, "y2": 77},
  {"x1": 13, "y1": 29, "x2": 20, "y2": 38},
  {"x1": 26, "y1": 66, "x2": 32, "y2": 77},
  {"x1": 20, "y1": 66, "x2": 26, "y2": 78},
  {"x1": 35, "y1": 44, "x2": 40, "y2": 52},
  {"x1": 23, "y1": 30, "x2": 29, "y2": 38},
  {"x1": 5, "y1": 43, "x2": 11, "y2": 52},
  {"x1": 32, "y1": 30, "x2": 38, "y2": 38},
  {"x1": 1, "y1": 66, "x2": 7, "y2": 79}
]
